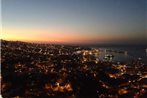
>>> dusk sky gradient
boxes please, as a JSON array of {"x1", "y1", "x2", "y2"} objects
[{"x1": 2, "y1": 0, "x2": 147, "y2": 44}]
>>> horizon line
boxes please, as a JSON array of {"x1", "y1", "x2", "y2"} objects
[{"x1": 1, "y1": 39, "x2": 146, "y2": 46}]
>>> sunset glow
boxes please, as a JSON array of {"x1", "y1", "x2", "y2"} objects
[{"x1": 2, "y1": 0, "x2": 146, "y2": 44}]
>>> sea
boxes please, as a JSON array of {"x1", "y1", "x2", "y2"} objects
[{"x1": 91, "y1": 45, "x2": 147, "y2": 65}]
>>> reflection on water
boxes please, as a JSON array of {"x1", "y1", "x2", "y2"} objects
[{"x1": 96, "y1": 47, "x2": 147, "y2": 64}]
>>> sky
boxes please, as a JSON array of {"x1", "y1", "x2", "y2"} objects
[{"x1": 2, "y1": 0, "x2": 147, "y2": 45}]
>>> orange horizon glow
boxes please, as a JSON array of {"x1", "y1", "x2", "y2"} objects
[
  {"x1": 2, "y1": 34, "x2": 121, "y2": 44},
  {"x1": 2, "y1": 26, "x2": 121, "y2": 44},
  {"x1": 2, "y1": 0, "x2": 146, "y2": 45},
  {"x1": 2, "y1": 26, "x2": 144, "y2": 45}
]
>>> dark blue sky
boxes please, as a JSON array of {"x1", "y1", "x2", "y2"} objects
[{"x1": 2, "y1": 0, "x2": 147, "y2": 44}]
